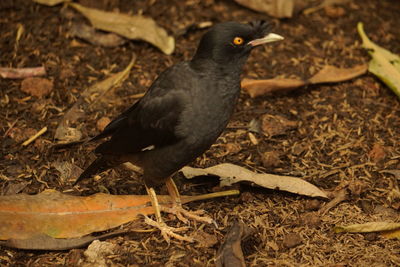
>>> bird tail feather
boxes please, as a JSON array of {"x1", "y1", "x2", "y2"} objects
[{"x1": 74, "y1": 156, "x2": 120, "y2": 185}]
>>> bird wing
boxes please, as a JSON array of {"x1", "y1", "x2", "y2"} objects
[{"x1": 94, "y1": 64, "x2": 189, "y2": 155}]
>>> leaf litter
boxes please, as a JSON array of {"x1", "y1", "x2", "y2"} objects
[
  {"x1": 54, "y1": 55, "x2": 136, "y2": 142},
  {"x1": 2, "y1": 0, "x2": 400, "y2": 265}
]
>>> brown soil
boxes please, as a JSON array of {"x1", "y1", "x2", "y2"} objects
[{"x1": 1, "y1": 0, "x2": 400, "y2": 266}]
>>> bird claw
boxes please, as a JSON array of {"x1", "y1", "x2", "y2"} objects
[
  {"x1": 143, "y1": 215, "x2": 194, "y2": 243},
  {"x1": 162, "y1": 205, "x2": 213, "y2": 225}
]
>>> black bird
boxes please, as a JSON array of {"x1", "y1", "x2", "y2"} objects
[{"x1": 76, "y1": 21, "x2": 283, "y2": 242}]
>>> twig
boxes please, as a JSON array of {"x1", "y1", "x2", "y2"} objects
[
  {"x1": 0, "y1": 66, "x2": 46, "y2": 79},
  {"x1": 22, "y1": 127, "x2": 47, "y2": 147},
  {"x1": 319, "y1": 189, "x2": 348, "y2": 215}
]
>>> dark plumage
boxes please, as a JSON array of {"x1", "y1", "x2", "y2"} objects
[{"x1": 76, "y1": 21, "x2": 283, "y2": 242}]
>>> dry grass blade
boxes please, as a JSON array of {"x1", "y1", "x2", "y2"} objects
[
  {"x1": 181, "y1": 163, "x2": 328, "y2": 198},
  {"x1": 69, "y1": 3, "x2": 175, "y2": 55}
]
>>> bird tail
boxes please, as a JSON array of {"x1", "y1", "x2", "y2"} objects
[{"x1": 74, "y1": 156, "x2": 120, "y2": 185}]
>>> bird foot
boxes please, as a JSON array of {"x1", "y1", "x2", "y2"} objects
[
  {"x1": 162, "y1": 205, "x2": 213, "y2": 225},
  {"x1": 143, "y1": 215, "x2": 194, "y2": 243}
]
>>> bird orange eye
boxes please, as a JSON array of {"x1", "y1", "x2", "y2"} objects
[{"x1": 233, "y1": 37, "x2": 244, "y2": 45}]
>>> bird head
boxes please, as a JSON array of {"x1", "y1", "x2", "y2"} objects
[{"x1": 192, "y1": 21, "x2": 283, "y2": 66}]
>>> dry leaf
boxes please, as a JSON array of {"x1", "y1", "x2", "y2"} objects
[
  {"x1": 69, "y1": 22, "x2": 127, "y2": 47},
  {"x1": 69, "y1": 3, "x2": 174, "y2": 55},
  {"x1": 241, "y1": 78, "x2": 305, "y2": 98},
  {"x1": 358, "y1": 22, "x2": 400, "y2": 99},
  {"x1": 54, "y1": 55, "x2": 135, "y2": 141},
  {"x1": 308, "y1": 64, "x2": 368, "y2": 84},
  {"x1": 261, "y1": 114, "x2": 298, "y2": 137},
  {"x1": 334, "y1": 222, "x2": 400, "y2": 240},
  {"x1": 181, "y1": 163, "x2": 328, "y2": 198},
  {"x1": 215, "y1": 221, "x2": 250, "y2": 267},
  {"x1": 84, "y1": 240, "x2": 116, "y2": 266},
  {"x1": 242, "y1": 64, "x2": 367, "y2": 98},
  {"x1": 0, "y1": 190, "x2": 238, "y2": 241},
  {"x1": 52, "y1": 161, "x2": 83, "y2": 183},
  {"x1": 234, "y1": 0, "x2": 295, "y2": 18}
]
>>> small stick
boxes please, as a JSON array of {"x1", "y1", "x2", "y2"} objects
[
  {"x1": 22, "y1": 127, "x2": 47, "y2": 147},
  {"x1": 0, "y1": 66, "x2": 46, "y2": 79}
]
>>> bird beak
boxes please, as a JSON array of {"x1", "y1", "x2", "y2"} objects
[{"x1": 248, "y1": 33, "x2": 284, "y2": 47}]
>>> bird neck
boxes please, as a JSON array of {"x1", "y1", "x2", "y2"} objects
[{"x1": 189, "y1": 57, "x2": 246, "y2": 76}]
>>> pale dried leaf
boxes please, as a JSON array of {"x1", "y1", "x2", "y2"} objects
[
  {"x1": 308, "y1": 64, "x2": 368, "y2": 84},
  {"x1": 69, "y1": 3, "x2": 174, "y2": 55},
  {"x1": 181, "y1": 163, "x2": 328, "y2": 198},
  {"x1": 234, "y1": 0, "x2": 295, "y2": 18}
]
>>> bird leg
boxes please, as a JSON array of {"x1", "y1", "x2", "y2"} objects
[
  {"x1": 144, "y1": 186, "x2": 193, "y2": 243},
  {"x1": 164, "y1": 177, "x2": 213, "y2": 225}
]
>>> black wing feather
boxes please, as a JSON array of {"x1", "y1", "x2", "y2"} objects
[{"x1": 94, "y1": 64, "x2": 187, "y2": 155}]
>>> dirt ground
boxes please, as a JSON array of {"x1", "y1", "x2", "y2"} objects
[{"x1": 1, "y1": 0, "x2": 400, "y2": 266}]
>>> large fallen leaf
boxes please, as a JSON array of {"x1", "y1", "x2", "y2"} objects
[
  {"x1": 181, "y1": 163, "x2": 328, "y2": 199},
  {"x1": 334, "y1": 222, "x2": 400, "y2": 240},
  {"x1": 69, "y1": 3, "x2": 174, "y2": 55},
  {"x1": 358, "y1": 22, "x2": 400, "y2": 99},
  {"x1": 0, "y1": 190, "x2": 239, "y2": 241},
  {"x1": 234, "y1": 0, "x2": 295, "y2": 18},
  {"x1": 242, "y1": 64, "x2": 367, "y2": 97},
  {"x1": 54, "y1": 55, "x2": 135, "y2": 142}
]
